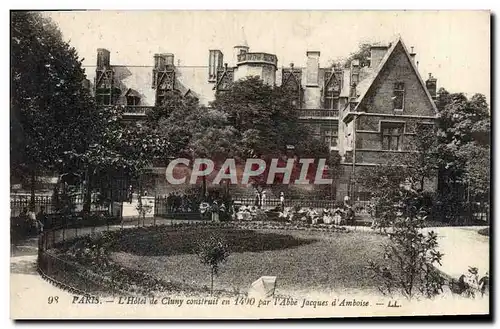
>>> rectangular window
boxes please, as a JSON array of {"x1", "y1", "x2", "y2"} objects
[
  {"x1": 393, "y1": 82, "x2": 405, "y2": 111},
  {"x1": 381, "y1": 123, "x2": 404, "y2": 151},
  {"x1": 351, "y1": 73, "x2": 359, "y2": 85},
  {"x1": 96, "y1": 94, "x2": 111, "y2": 105},
  {"x1": 324, "y1": 130, "x2": 338, "y2": 147},
  {"x1": 324, "y1": 93, "x2": 339, "y2": 110},
  {"x1": 103, "y1": 95, "x2": 111, "y2": 105},
  {"x1": 307, "y1": 123, "x2": 339, "y2": 148}
]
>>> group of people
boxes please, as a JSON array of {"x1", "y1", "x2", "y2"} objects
[
  {"x1": 279, "y1": 205, "x2": 354, "y2": 225},
  {"x1": 235, "y1": 205, "x2": 260, "y2": 221},
  {"x1": 199, "y1": 199, "x2": 234, "y2": 222},
  {"x1": 16, "y1": 206, "x2": 47, "y2": 235},
  {"x1": 166, "y1": 191, "x2": 201, "y2": 213}
]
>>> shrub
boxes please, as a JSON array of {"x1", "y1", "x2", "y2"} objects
[
  {"x1": 194, "y1": 234, "x2": 230, "y2": 295},
  {"x1": 367, "y1": 214, "x2": 445, "y2": 299}
]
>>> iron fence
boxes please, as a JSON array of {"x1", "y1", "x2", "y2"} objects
[
  {"x1": 36, "y1": 217, "x2": 164, "y2": 297},
  {"x1": 10, "y1": 194, "x2": 108, "y2": 217},
  {"x1": 152, "y1": 196, "x2": 340, "y2": 218},
  {"x1": 232, "y1": 198, "x2": 338, "y2": 209}
]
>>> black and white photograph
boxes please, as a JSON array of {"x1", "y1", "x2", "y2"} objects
[{"x1": 9, "y1": 10, "x2": 491, "y2": 319}]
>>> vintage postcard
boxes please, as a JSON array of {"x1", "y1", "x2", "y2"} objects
[{"x1": 10, "y1": 10, "x2": 491, "y2": 319}]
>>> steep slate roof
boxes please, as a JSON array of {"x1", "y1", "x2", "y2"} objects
[
  {"x1": 84, "y1": 65, "x2": 215, "y2": 106},
  {"x1": 339, "y1": 70, "x2": 351, "y2": 98},
  {"x1": 352, "y1": 37, "x2": 438, "y2": 114},
  {"x1": 83, "y1": 37, "x2": 434, "y2": 112}
]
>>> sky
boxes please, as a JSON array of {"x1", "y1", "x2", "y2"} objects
[{"x1": 46, "y1": 10, "x2": 490, "y2": 103}]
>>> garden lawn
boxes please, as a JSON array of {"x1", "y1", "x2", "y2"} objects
[{"x1": 109, "y1": 227, "x2": 387, "y2": 296}]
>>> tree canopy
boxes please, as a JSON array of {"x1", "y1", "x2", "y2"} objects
[
  {"x1": 11, "y1": 11, "x2": 98, "y2": 200},
  {"x1": 146, "y1": 77, "x2": 336, "y2": 197},
  {"x1": 11, "y1": 12, "x2": 171, "y2": 209}
]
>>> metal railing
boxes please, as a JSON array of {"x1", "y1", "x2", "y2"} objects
[
  {"x1": 153, "y1": 196, "x2": 340, "y2": 217},
  {"x1": 10, "y1": 194, "x2": 108, "y2": 217},
  {"x1": 122, "y1": 105, "x2": 155, "y2": 115},
  {"x1": 36, "y1": 215, "x2": 166, "y2": 297},
  {"x1": 237, "y1": 52, "x2": 278, "y2": 66},
  {"x1": 297, "y1": 109, "x2": 339, "y2": 118},
  {"x1": 105, "y1": 105, "x2": 339, "y2": 119}
]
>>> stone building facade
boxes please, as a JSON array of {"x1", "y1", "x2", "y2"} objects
[{"x1": 85, "y1": 37, "x2": 438, "y2": 200}]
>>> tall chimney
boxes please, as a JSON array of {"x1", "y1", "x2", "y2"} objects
[
  {"x1": 97, "y1": 48, "x2": 110, "y2": 69},
  {"x1": 350, "y1": 60, "x2": 360, "y2": 85},
  {"x1": 426, "y1": 73, "x2": 437, "y2": 100},
  {"x1": 306, "y1": 51, "x2": 320, "y2": 87},
  {"x1": 369, "y1": 45, "x2": 388, "y2": 68},
  {"x1": 165, "y1": 53, "x2": 175, "y2": 67},
  {"x1": 208, "y1": 50, "x2": 224, "y2": 82},
  {"x1": 349, "y1": 60, "x2": 360, "y2": 102},
  {"x1": 154, "y1": 53, "x2": 166, "y2": 70},
  {"x1": 409, "y1": 46, "x2": 417, "y2": 64}
]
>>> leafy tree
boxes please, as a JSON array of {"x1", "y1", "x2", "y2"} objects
[
  {"x1": 210, "y1": 76, "x2": 333, "y2": 199},
  {"x1": 342, "y1": 41, "x2": 385, "y2": 68},
  {"x1": 195, "y1": 234, "x2": 230, "y2": 295},
  {"x1": 64, "y1": 104, "x2": 171, "y2": 212},
  {"x1": 368, "y1": 194, "x2": 445, "y2": 300},
  {"x1": 11, "y1": 11, "x2": 98, "y2": 207},
  {"x1": 358, "y1": 124, "x2": 439, "y2": 230},
  {"x1": 434, "y1": 90, "x2": 490, "y2": 223},
  {"x1": 147, "y1": 91, "x2": 239, "y2": 198}
]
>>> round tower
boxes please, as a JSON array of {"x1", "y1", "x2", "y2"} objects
[{"x1": 233, "y1": 27, "x2": 249, "y2": 66}]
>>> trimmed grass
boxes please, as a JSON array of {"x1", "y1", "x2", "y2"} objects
[
  {"x1": 108, "y1": 227, "x2": 317, "y2": 256},
  {"x1": 109, "y1": 227, "x2": 387, "y2": 295}
]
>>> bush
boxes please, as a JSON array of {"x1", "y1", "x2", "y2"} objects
[
  {"x1": 367, "y1": 214, "x2": 445, "y2": 299},
  {"x1": 194, "y1": 234, "x2": 230, "y2": 295}
]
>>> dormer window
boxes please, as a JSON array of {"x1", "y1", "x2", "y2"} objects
[
  {"x1": 96, "y1": 94, "x2": 111, "y2": 105},
  {"x1": 393, "y1": 82, "x2": 405, "y2": 111},
  {"x1": 351, "y1": 72, "x2": 359, "y2": 85},
  {"x1": 323, "y1": 70, "x2": 341, "y2": 110},
  {"x1": 282, "y1": 65, "x2": 302, "y2": 109},
  {"x1": 125, "y1": 89, "x2": 141, "y2": 106},
  {"x1": 127, "y1": 96, "x2": 140, "y2": 106}
]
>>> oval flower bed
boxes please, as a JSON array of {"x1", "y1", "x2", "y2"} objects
[{"x1": 53, "y1": 222, "x2": 386, "y2": 297}]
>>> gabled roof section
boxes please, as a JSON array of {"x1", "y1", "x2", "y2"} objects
[
  {"x1": 282, "y1": 67, "x2": 302, "y2": 89},
  {"x1": 324, "y1": 68, "x2": 342, "y2": 93},
  {"x1": 123, "y1": 88, "x2": 141, "y2": 98},
  {"x1": 352, "y1": 37, "x2": 438, "y2": 114}
]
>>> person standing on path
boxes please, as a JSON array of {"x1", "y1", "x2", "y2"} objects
[
  {"x1": 211, "y1": 201, "x2": 220, "y2": 222},
  {"x1": 36, "y1": 206, "x2": 47, "y2": 234},
  {"x1": 261, "y1": 190, "x2": 266, "y2": 209},
  {"x1": 280, "y1": 192, "x2": 285, "y2": 212},
  {"x1": 127, "y1": 185, "x2": 133, "y2": 204}
]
